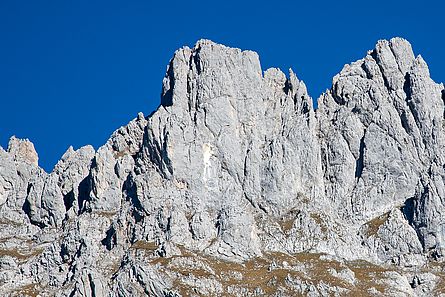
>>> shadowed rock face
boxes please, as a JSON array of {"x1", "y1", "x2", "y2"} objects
[{"x1": 1, "y1": 38, "x2": 445, "y2": 296}]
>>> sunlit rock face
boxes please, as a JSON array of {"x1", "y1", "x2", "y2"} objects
[{"x1": 1, "y1": 38, "x2": 445, "y2": 296}]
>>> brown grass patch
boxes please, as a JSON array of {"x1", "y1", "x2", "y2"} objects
[
  {"x1": 0, "y1": 247, "x2": 43, "y2": 261},
  {"x1": 364, "y1": 212, "x2": 390, "y2": 237},
  {"x1": 12, "y1": 283, "x2": 39, "y2": 297}
]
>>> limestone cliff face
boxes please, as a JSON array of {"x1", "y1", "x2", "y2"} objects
[{"x1": 1, "y1": 38, "x2": 445, "y2": 296}]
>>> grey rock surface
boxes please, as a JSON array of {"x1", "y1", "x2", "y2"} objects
[{"x1": 1, "y1": 37, "x2": 445, "y2": 296}]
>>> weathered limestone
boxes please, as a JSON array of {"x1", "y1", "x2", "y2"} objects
[{"x1": 1, "y1": 38, "x2": 445, "y2": 296}]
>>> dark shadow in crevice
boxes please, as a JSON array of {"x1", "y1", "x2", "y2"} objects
[
  {"x1": 401, "y1": 193, "x2": 428, "y2": 252},
  {"x1": 300, "y1": 96, "x2": 311, "y2": 114},
  {"x1": 191, "y1": 48, "x2": 202, "y2": 75},
  {"x1": 101, "y1": 225, "x2": 117, "y2": 251},
  {"x1": 361, "y1": 61, "x2": 373, "y2": 80},
  {"x1": 23, "y1": 183, "x2": 33, "y2": 214},
  {"x1": 77, "y1": 175, "x2": 91, "y2": 215},
  {"x1": 87, "y1": 273, "x2": 97, "y2": 297},
  {"x1": 283, "y1": 78, "x2": 292, "y2": 95},
  {"x1": 442, "y1": 89, "x2": 445, "y2": 118},
  {"x1": 123, "y1": 173, "x2": 145, "y2": 223},
  {"x1": 160, "y1": 60, "x2": 175, "y2": 107},
  {"x1": 331, "y1": 82, "x2": 345, "y2": 106},
  {"x1": 355, "y1": 135, "x2": 366, "y2": 179},
  {"x1": 401, "y1": 197, "x2": 415, "y2": 225},
  {"x1": 22, "y1": 183, "x2": 45, "y2": 228},
  {"x1": 143, "y1": 133, "x2": 169, "y2": 180},
  {"x1": 63, "y1": 190, "x2": 75, "y2": 212},
  {"x1": 399, "y1": 110, "x2": 412, "y2": 136},
  {"x1": 22, "y1": 197, "x2": 31, "y2": 218},
  {"x1": 403, "y1": 73, "x2": 412, "y2": 99}
]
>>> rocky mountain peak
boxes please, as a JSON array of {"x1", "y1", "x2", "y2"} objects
[
  {"x1": 7, "y1": 135, "x2": 39, "y2": 166},
  {"x1": 1, "y1": 38, "x2": 445, "y2": 296}
]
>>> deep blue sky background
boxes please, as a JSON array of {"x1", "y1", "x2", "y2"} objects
[{"x1": 1, "y1": 1, "x2": 443, "y2": 172}]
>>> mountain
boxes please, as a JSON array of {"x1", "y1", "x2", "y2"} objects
[{"x1": 1, "y1": 38, "x2": 445, "y2": 296}]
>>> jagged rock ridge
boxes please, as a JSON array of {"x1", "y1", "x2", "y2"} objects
[{"x1": 1, "y1": 38, "x2": 445, "y2": 296}]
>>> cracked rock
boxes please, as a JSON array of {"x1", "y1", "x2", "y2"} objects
[{"x1": 1, "y1": 37, "x2": 445, "y2": 296}]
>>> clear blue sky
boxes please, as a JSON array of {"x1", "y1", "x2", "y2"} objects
[{"x1": 1, "y1": 0, "x2": 443, "y2": 172}]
